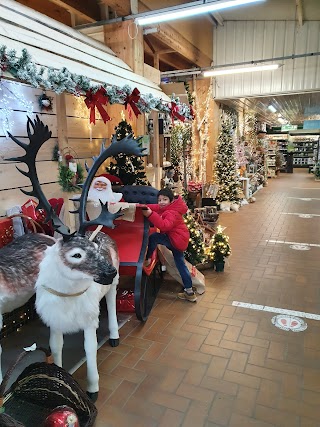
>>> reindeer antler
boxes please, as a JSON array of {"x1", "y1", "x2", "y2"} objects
[
  {"x1": 77, "y1": 134, "x2": 145, "y2": 235},
  {"x1": 7, "y1": 116, "x2": 70, "y2": 236}
]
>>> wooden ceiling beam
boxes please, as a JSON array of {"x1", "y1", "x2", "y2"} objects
[
  {"x1": 48, "y1": 0, "x2": 101, "y2": 22},
  {"x1": 99, "y1": 0, "x2": 211, "y2": 68},
  {"x1": 99, "y1": 0, "x2": 131, "y2": 16},
  {"x1": 296, "y1": 0, "x2": 304, "y2": 27}
]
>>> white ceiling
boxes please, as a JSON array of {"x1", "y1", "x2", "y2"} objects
[
  {"x1": 209, "y1": 0, "x2": 320, "y2": 127},
  {"x1": 213, "y1": 0, "x2": 320, "y2": 21}
]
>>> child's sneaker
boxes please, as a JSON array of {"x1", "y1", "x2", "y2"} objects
[{"x1": 178, "y1": 289, "x2": 197, "y2": 302}]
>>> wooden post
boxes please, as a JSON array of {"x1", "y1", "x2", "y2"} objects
[
  {"x1": 56, "y1": 93, "x2": 77, "y2": 232},
  {"x1": 150, "y1": 110, "x2": 161, "y2": 189}
]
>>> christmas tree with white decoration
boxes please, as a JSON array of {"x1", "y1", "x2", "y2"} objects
[{"x1": 216, "y1": 112, "x2": 241, "y2": 203}]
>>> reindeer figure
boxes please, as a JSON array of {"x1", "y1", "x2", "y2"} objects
[{"x1": 1, "y1": 116, "x2": 145, "y2": 400}]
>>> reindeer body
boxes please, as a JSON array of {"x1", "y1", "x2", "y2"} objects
[
  {"x1": 0, "y1": 234, "x2": 55, "y2": 324},
  {"x1": 35, "y1": 232, "x2": 119, "y2": 397}
]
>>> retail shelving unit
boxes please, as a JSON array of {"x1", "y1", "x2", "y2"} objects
[
  {"x1": 267, "y1": 134, "x2": 288, "y2": 172},
  {"x1": 288, "y1": 129, "x2": 320, "y2": 170}
]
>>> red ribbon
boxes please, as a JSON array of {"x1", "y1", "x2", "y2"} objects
[
  {"x1": 124, "y1": 88, "x2": 141, "y2": 119},
  {"x1": 84, "y1": 87, "x2": 111, "y2": 124},
  {"x1": 170, "y1": 102, "x2": 185, "y2": 123}
]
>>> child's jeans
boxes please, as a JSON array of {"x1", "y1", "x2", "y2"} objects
[{"x1": 146, "y1": 232, "x2": 192, "y2": 290}]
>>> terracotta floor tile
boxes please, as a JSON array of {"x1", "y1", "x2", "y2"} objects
[{"x1": 91, "y1": 170, "x2": 320, "y2": 426}]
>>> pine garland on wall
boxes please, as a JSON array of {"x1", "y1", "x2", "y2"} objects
[
  {"x1": 216, "y1": 111, "x2": 241, "y2": 204},
  {"x1": 0, "y1": 45, "x2": 194, "y2": 122}
]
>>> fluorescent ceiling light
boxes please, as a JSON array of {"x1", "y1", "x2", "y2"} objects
[
  {"x1": 203, "y1": 64, "x2": 279, "y2": 77},
  {"x1": 135, "y1": 0, "x2": 264, "y2": 26},
  {"x1": 268, "y1": 105, "x2": 277, "y2": 113}
]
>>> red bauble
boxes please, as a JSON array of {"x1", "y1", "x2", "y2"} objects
[{"x1": 44, "y1": 406, "x2": 79, "y2": 427}]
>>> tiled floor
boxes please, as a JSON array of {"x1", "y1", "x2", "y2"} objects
[{"x1": 74, "y1": 169, "x2": 320, "y2": 427}]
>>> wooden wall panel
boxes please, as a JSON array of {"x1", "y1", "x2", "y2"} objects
[
  {"x1": 0, "y1": 137, "x2": 58, "y2": 162},
  {"x1": 0, "y1": 182, "x2": 61, "y2": 216},
  {"x1": 0, "y1": 162, "x2": 58, "y2": 191}
]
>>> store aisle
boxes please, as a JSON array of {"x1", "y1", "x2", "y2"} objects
[{"x1": 74, "y1": 169, "x2": 320, "y2": 427}]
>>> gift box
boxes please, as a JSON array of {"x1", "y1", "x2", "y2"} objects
[
  {"x1": 116, "y1": 289, "x2": 135, "y2": 313},
  {"x1": 21, "y1": 199, "x2": 52, "y2": 234},
  {"x1": 0, "y1": 217, "x2": 14, "y2": 248}
]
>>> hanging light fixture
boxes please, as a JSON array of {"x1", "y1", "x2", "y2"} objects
[
  {"x1": 203, "y1": 63, "x2": 279, "y2": 77},
  {"x1": 135, "y1": 0, "x2": 265, "y2": 26},
  {"x1": 267, "y1": 105, "x2": 277, "y2": 113}
]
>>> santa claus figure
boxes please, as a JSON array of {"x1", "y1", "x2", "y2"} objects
[{"x1": 88, "y1": 176, "x2": 123, "y2": 204}]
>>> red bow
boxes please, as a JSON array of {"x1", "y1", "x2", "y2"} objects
[
  {"x1": 170, "y1": 102, "x2": 185, "y2": 123},
  {"x1": 84, "y1": 87, "x2": 111, "y2": 124},
  {"x1": 125, "y1": 88, "x2": 141, "y2": 119}
]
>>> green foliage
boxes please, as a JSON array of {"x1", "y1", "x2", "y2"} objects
[
  {"x1": 106, "y1": 119, "x2": 148, "y2": 185},
  {"x1": 206, "y1": 228, "x2": 231, "y2": 263},
  {"x1": 184, "y1": 213, "x2": 206, "y2": 265},
  {"x1": 58, "y1": 162, "x2": 84, "y2": 192}
]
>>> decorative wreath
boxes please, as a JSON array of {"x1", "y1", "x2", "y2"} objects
[
  {"x1": 58, "y1": 147, "x2": 84, "y2": 192},
  {"x1": 38, "y1": 93, "x2": 53, "y2": 112}
]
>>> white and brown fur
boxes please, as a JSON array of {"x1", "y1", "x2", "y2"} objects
[{"x1": 0, "y1": 231, "x2": 119, "y2": 399}]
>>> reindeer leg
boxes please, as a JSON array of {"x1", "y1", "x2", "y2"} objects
[
  {"x1": 49, "y1": 329, "x2": 64, "y2": 367},
  {"x1": 83, "y1": 326, "x2": 99, "y2": 402},
  {"x1": 105, "y1": 283, "x2": 119, "y2": 347}
]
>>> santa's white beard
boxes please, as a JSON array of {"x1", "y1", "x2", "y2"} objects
[
  {"x1": 88, "y1": 188, "x2": 108, "y2": 203},
  {"x1": 88, "y1": 187, "x2": 122, "y2": 203}
]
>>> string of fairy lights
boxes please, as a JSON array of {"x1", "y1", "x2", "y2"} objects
[
  {"x1": 191, "y1": 78, "x2": 213, "y2": 184},
  {"x1": 0, "y1": 81, "x2": 33, "y2": 137}
]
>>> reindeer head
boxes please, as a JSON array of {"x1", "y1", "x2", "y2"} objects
[
  {"x1": 7, "y1": 116, "x2": 145, "y2": 243},
  {"x1": 49, "y1": 236, "x2": 117, "y2": 285}
]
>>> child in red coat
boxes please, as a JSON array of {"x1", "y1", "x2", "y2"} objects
[{"x1": 142, "y1": 188, "x2": 196, "y2": 302}]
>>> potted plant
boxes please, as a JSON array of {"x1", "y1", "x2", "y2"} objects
[{"x1": 205, "y1": 225, "x2": 231, "y2": 272}]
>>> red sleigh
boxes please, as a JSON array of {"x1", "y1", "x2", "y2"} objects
[{"x1": 95, "y1": 185, "x2": 163, "y2": 322}]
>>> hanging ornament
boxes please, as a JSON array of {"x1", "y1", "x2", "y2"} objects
[
  {"x1": 124, "y1": 87, "x2": 141, "y2": 119},
  {"x1": 84, "y1": 86, "x2": 111, "y2": 124},
  {"x1": 44, "y1": 405, "x2": 79, "y2": 427}
]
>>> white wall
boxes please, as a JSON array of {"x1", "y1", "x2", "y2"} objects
[{"x1": 213, "y1": 20, "x2": 320, "y2": 99}]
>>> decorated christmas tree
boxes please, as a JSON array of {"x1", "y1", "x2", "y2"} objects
[
  {"x1": 216, "y1": 112, "x2": 241, "y2": 203},
  {"x1": 205, "y1": 225, "x2": 231, "y2": 263},
  {"x1": 183, "y1": 213, "x2": 206, "y2": 265},
  {"x1": 106, "y1": 117, "x2": 147, "y2": 185}
]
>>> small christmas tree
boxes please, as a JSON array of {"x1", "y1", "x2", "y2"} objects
[
  {"x1": 205, "y1": 225, "x2": 231, "y2": 266},
  {"x1": 184, "y1": 213, "x2": 206, "y2": 265},
  {"x1": 216, "y1": 112, "x2": 241, "y2": 203},
  {"x1": 106, "y1": 117, "x2": 147, "y2": 185}
]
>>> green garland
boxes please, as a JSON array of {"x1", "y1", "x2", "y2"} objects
[
  {"x1": 58, "y1": 162, "x2": 84, "y2": 192},
  {"x1": 0, "y1": 45, "x2": 194, "y2": 121}
]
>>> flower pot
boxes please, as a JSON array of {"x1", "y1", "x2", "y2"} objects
[{"x1": 214, "y1": 260, "x2": 225, "y2": 272}]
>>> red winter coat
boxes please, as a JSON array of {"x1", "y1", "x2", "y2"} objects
[{"x1": 147, "y1": 196, "x2": 189, "y2": 251}]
